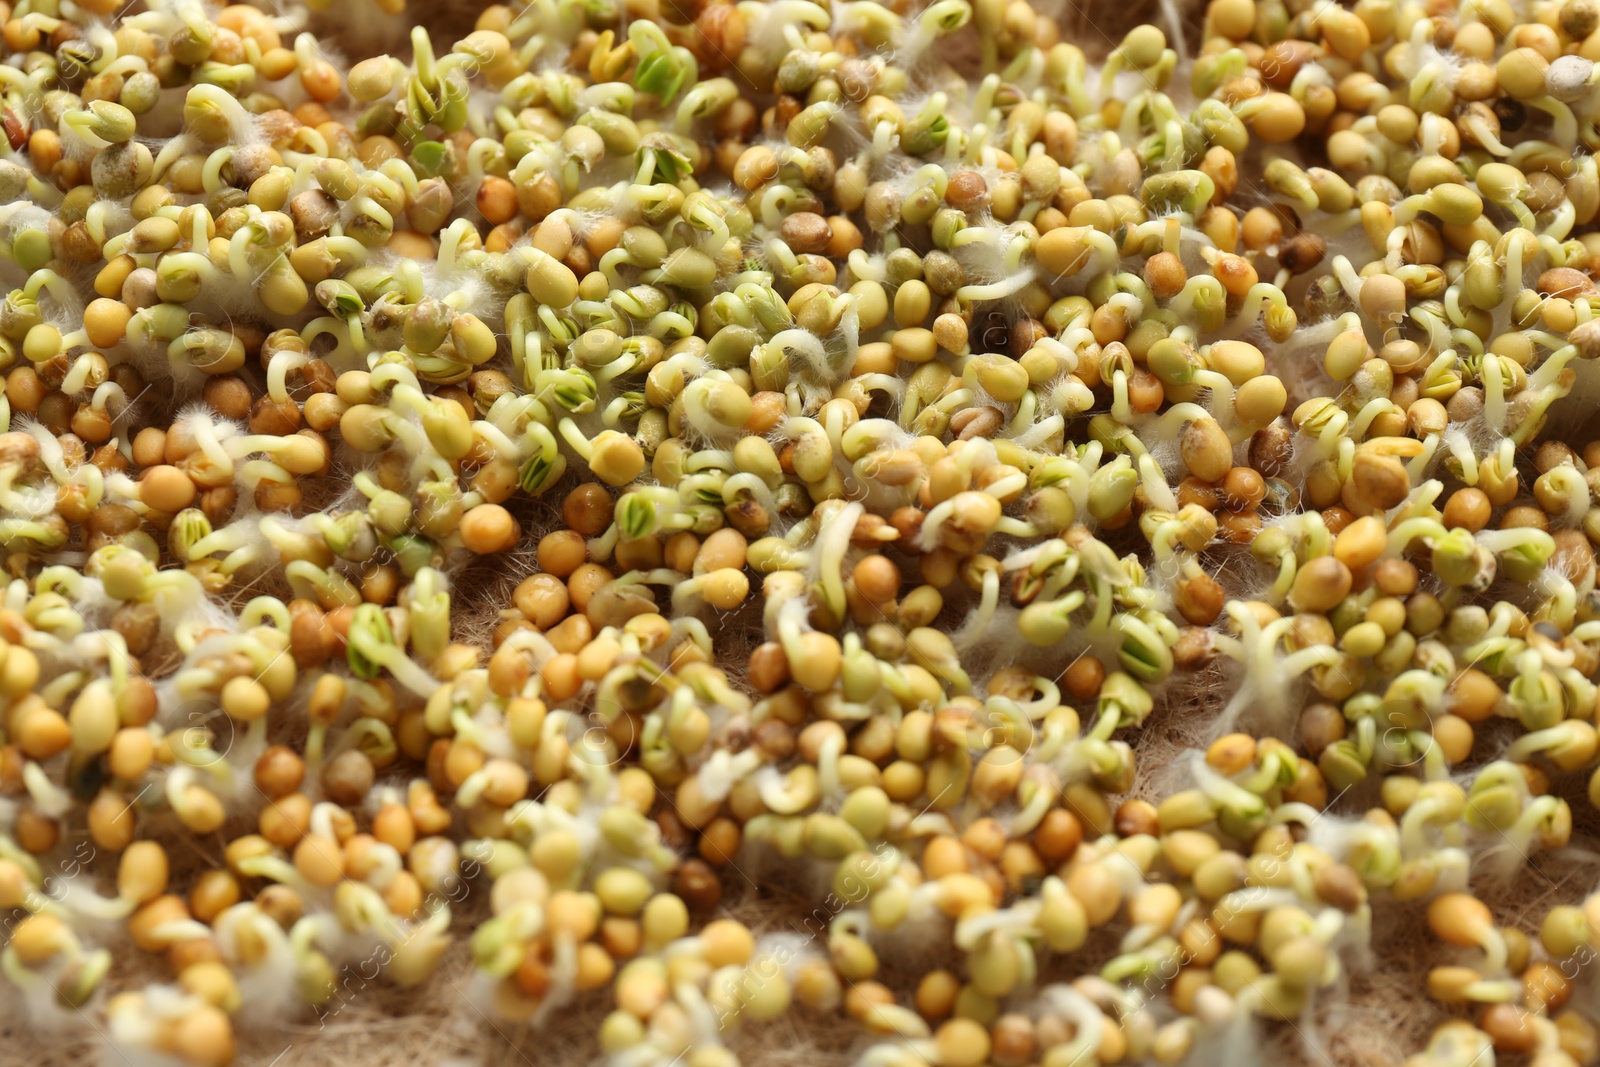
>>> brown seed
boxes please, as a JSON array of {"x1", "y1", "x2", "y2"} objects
[
  {"x1": 562, "y1": 482, "x2": 615, "y2": 537},
  {"x1": 1217, "y1": 508, "x2": 1261, "y2": 544},
  {"x1": 1442, "y1": 487, "x2": 1491, "y2": 532},
  {"x1": 1222, "y1": 467, "x2": 1266, "y2": 510},
  {"x1": 228, "y1": 144, "x2": 278, "y2": 186},
  {"x1": 16, "y1": 808, "x2": 59, "y2": 853},
  {"x1": 287, "y1": 189, "x2": 339, "y2": 242},
  {"x1": 1351, "y1": 451, "x2": 1410, "y2": 510},
  {"x1": 1312, "y1": 863, "x2": 1366, "y2": 911},
  {"x1": 1174, "y1": 477, "x2": 1217, "y2": 511},
  {"x1": 321, "y1": 750, "x2": 374, "y2": 807},
  {"x1": 1143, "y1": 251, "x2": 1187, "y2": 298},
  {"x1": 2, "y1": 108, "x2": 24, "y2": 151},
  {"x1": 1172, "y1": 627, "x2": 1213, "y2": 669},
  {"x1": 991, "y1": 1014, "x2": 1036, "y2": 1067},
  {"x1": 254, "y1": 745, "x2": 305, "y2": 799},
  {"x1": 1538, "y1": 267, "x2": 1595, "y2": 298},
  {"x1": 1563, "y1": 0, "x2": 1599, "y2": 37},
  {"x1": 1279, "y1": 232, "x2": 1326, "y2": 273},
  {"x1": 1175, "y1": 572, "x2": 1225, "y2": 625},
  {"x1": 1481, "y1": 1003, "x2": 1539, "y2": 1053},
  {"x1": 945, "y1": 170, "x2": 990, "y2": 211},
  {"x1": 1179, "y1": 417, "x2": 1233, "y2": 482},
  {"x1": 693, "y1": 2, "x2": 745, "y2": 70},
  {"x1": 674, "y1": 858, "x2": 723, "y2": 912},
  {"x1": 1114, "y1": 799, "x2": 1159, "y2": 838},
  {"x1": 1298, "y1": 703, "x2": 1347, "y2": 758},
  {"x1": 201, "y1": 375, "x2": 251, "y2": 422},
  {"x1": 1010, "y1": 318, "x2": 1049, "y2": 357},
  {"x1": 778, "y1": 211, "x2": 831, "y2": 254},
  {"x1": 1260, "y1": 39, "x2": 1315, "y2": 88},
  {"x1": 1525, "y1": 961, "x2": 1572, "y2": 1013},
  {"x1": 250, "y1": 396, "x2": 302, "y2": 436},
  {"x1": 1033, "y1": 808, "x2": 1083, "y2": 862}
]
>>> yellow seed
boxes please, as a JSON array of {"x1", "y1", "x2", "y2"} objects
[
  {"x1": 701, "y1": 919, "x2": 755, "y2": 967},
  {"x1": 119, "y1": 841, "x2": 170, "y2": 903},
  {"x1": 10, "y1": 914, "x2": 64, "y2": 963},
  {"x1": 935, "y1": 1018, "x2": 992, "y2": 1067},
  {"x1": 220, "y1": 676, "x2": 271, "y2": 721},
  {"x1": 1179, "y1": 416, "x2": 1232, "y2": 482}
]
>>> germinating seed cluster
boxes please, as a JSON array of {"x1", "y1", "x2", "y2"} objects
[{"x1": 7, "y1": 0, "x2": 1600, "y2": 1061}]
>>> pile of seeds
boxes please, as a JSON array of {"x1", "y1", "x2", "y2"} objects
[{"x1": 6, "y1": 0, "x2": 1600, "y2": 1062}]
